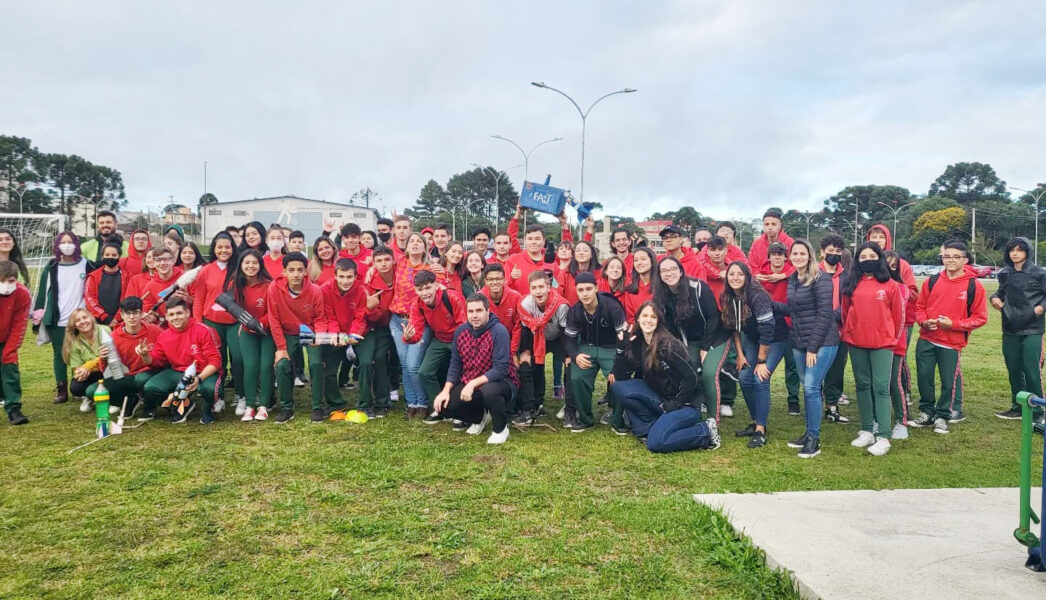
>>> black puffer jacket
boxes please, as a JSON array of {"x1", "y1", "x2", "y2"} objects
[
  {"x1": 993, "y1": 237, "x2": 1046, "y2": 336},
  {"x1": 775, "y1": 272, "x2": 840, "y2": 352}
]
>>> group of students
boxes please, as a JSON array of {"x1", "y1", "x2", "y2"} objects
[{"x1": 1, "y1": 206, "x2": 1042, "y2": 455}]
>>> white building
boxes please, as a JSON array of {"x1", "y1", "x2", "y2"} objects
[{"x1": 201, "y1": 195, "x2": 380, "y2": 243}]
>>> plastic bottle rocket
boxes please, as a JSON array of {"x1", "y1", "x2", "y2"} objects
[
  {"x1": 162, "y1": 363, "x2": 197, "y2": 414},
  {"x1": 100, "y1": 329, "x2": 127, "y2": 379},
  {"x1": 94, "y1": 380, "x2": 111, "y2": 439},
  {"x1": 298, "y1": 324, "x2": 348, "y2": 346}
]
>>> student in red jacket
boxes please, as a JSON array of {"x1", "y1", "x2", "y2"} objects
[
  {"x1": 866, "y1": 223, "x2": 919, "y2": 397},
  {"x1": 269, "y1": 252, "x2": 345, "y2": 424},
  {"x1": 698, "y1": 222, "x2": 748, "y2": 279},
  {"x1": 747, "y1": 208, "x2": 795, "y2": 273},
  {"x1": 608, "y1": 227, "x2": 635, "y2": 274},
  {"x1": 479, "y1": 263, "x2": 522, "y2": 356},
  {"x1": 308, "y1": 236, "x2": 339, "y2": 286},
  {"x1": 101, "y1": 296, "x2": 162, "y2": 420},
  {"x1": 909, "y1": 240, "x2": 987, "y2": 434},
  {"x1": 840, "y1": 242, "x2": 904, "y2": 456},
  {"x1": 119, "y1": 229, "x2": 151, "y2": 275},
  {"x1": 138, "y1": 298, "x2": 223, "y2": 425},
  {"x1": 85, "y1": 242, "x2": 130, "y2": 325},
  {"x1": 883, "y1": 251, "x2": 913, "y2": 439},
  {"x1": 403, "y1": 270, "x2": 467, "y2": 420},
  {"x1": 230, "y1": 250, "x2": 275, "y2": 421},
  {"x1": 124, "y1": 247, "x2": 184, "y2": 326},
  {"x1": 0, "y1": 261, "x2": 31, "y2": 425},
  {"x1": 263, "y1": 225, "x2": 287, "y2": 279},
  {"x1": 353, "y1": 247, "x2": 396, "y2": 417},
  {"x1": 337, "y1": 222, "x2": 372, "y2": 271},
  {"x1": 193, "y1": 232, "x2": 242, "y2": 410},
  {"x1": 505, "y1": 223, "x2": 554, "y2": 296},
  {"x1": 659, "y1": 225, "x2": 706, "y2": 281},
  {"x1": 599, "y1": 256, "x2": 628, "y2": 306},
  {"x1": 322, "y1": 258, "x2": 370, "y2": 414},
  {"x1": 624, "y1": 247, "x2": 659, "y2": 323}
]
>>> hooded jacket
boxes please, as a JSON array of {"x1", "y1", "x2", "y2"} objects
[
  {"x1": 915, "y1": 266, "x2": 987, "y2": 351},
  {"x1": 611, "y1": 333, "x2": 699, "y2": 412},
  {"x1": 841, "y1": 275, "x2": 904, "y2": 349},
  {"x1": 866, "y1": 224, "x2": 918, "y2": 325},
  {"x1": 992, "y1": 236, "x2": 1046, "y2": 335},
  {"x1": 404, "y1": 288, "x2": 467, "y2": 344},
  {"x1": 266, "y1": 275, "x2": 332, "y2": 351},
  {"x1": 0, "y1": 282, "x2": 31, "y2": 363},
  {"x1": 726, "y1": 285, "x2": 782, "y2": 346},
  {"x1": 119, "y1": 229, "x2": 151, "y2": 276},
  {"x1": 84, "y1": 267, "x2": 131, "y2": 324},
  {"x1": 660, "y1": 279, "x2": 731, "y2": 350},
  {"x1": 149, "y1": 317, "x2": 222, "y2": 373},
  {"x1": 747, "y1": 230, "x2": 795, "y2": 273},
  {"x1": 321, "y1": 278, "x2": 369, "y2": 338},
  {"x1": 110, "y1": 321, "x2": 163, "y2": 375},
  {"x1": 446, "y1": 314, "x2": 518, "y2": 388}
]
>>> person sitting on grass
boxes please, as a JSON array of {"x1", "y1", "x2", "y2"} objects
[
  {"x1": 0, "y1": 260, "x2": 31, "y2": 425},
  {"x1": 431, "y1": 294, "x2": 517, "y2": 444},
  {"x1": 610, "y1": 301, "x2": 720, "y2": 453},
  {"x1": 63, "y1": 307, "x2": 110, "y2": 414},
  {"x1": 137, "y1": 298, "x2": 223, "y2": 424},
  {"x1": 100, "y1": 296, "x2": 162, "y2": 421}
]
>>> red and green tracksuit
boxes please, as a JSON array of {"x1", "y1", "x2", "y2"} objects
[
  {"x1": 89, "y1": 322, "x2": 163, "y2": 409},
  {"x1": 0, "y1": 284, "x2": 31, "y2": 415},
  {"x1": 142, "y1": 318, "x2": 224, "y2": 411},
  {"x1": 237, "y1": 280, "x2": 275, "y2": 409},
  {"x1": 355, "y1": 269, "x2": 396, "y2": 409},
  {"x1": 404, "y1": 288, "x2": 467, "y2": 405},
  {"x1": 192, "y1": 261, "x2": 244, "y2": 399}
]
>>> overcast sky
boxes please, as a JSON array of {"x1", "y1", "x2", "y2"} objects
[{"x1": 2, "y1": 1, "x2": 1044, "y2": 222}]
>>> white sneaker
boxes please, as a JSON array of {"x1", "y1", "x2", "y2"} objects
[
  {"x1": 487, "y1": 426, "x2": 510, "y2": 444},
  {"x1": 867, "y1": 437, "x2": 891, "y2": 456},
  {"x1": 212, "y1": 398, "x2": 225, "y2": 413},
  {"x1": 838, "y1": 394, "x2": 850, "y2": 405},
  {"x1": 556, "y1": 406, "x2": 565, "y2": 420},
  {"x1": 720, "y1": 405, "x2": 734, "y2": 418},
  {"x1": 254, "y1": 406, "x2": 269, "y2": 421},
  {"x1": 891, "y1": 423, "x2": 909, "y2": 440},
  {"x1": 241, "y1": 407, "x2": 255, "y2": 422},
  {"x1": 850, "y1": 430, "x2": 876, "y2": 448},
  {"x1": 79, "y1": 397, "x2": 92, "y2": 413},
  {"x1": 389, "y1": 390, "x2": 399, "y2": 402},
  {"x1": 235, "y1": 397, "x2": 247, "y2": 416},
  {"x1": 466, "y1": 412, "x2": 491, "y2": 435},
  {"x1": 294, "y1": 377, "x2": 306, "y2": 388},
  {"x1": 109, "y1": 405, "x2": 120, "y2": 415}
]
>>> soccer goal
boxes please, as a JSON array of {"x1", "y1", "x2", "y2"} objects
[{"x1": 0, "y1": 213, "x2": 65, "y2": 304}]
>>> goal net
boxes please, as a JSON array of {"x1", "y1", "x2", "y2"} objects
[{"x1": 0, "y1": 213, "x2": 65, "y2": 306}]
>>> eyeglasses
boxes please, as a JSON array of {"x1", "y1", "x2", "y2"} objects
[
  {"x1": 942, "y1": 255, "x2": 965, "y2": 261},
  {"x1": 659, "y1": 265, "x2": 681, "y2": 274}
]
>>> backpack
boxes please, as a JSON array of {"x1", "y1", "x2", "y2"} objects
[{"x1": 926, "y1": 273, "x2": 976, "y2": 339}]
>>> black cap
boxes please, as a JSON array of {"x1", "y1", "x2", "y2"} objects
[
  {"x1": 575, "y1": 272, "x2": 598, "y2": 286},
  {"x1": 659, "y1": 225, "x2": 682, "y2": 237}
]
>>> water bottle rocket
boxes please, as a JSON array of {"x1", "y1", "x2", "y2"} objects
[{"x1": 94, "y1": 379, "x2": 111, "y2": 439}]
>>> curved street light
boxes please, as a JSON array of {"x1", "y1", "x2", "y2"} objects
[
  {"x1": 471, "y1": 163, "x2": 524, "y2": 232},
  {"x1": 531, "y1": 82, "x2": 636, "y2": 205},
  {"x1": 1010, "y1": 184, "x2": 1046, "y2": 264},
  {"x1": 490, "y1": 135, "x2": 562, "y2": 183},
  {"x1": 876, "y1": 199, "x2": 916, "y2": 244}
]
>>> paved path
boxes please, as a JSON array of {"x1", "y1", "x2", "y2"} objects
[{"x1": 694, "y1": 487, "x2": 1044, "y2": 599}]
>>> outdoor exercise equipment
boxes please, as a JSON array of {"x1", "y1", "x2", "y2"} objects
[{"x1": 1014, "y1": 391, "x2": 1045, "y2": 572}]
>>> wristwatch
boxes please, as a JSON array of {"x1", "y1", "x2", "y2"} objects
[{"x1": 756, "y1": 359, "x2": 767, "y2": 365}]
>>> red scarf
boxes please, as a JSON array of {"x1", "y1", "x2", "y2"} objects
[{"x1": 519, "y1": 289, "x2": 569, "y2": 364}]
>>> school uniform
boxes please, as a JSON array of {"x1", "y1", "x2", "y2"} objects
[
  {"x1": 236, "y1": 280, "x2": 276, "y2": 410},
  {"x1": 0, "y1": 283, "x2": 31, "y2": 419},
  {"x1": 192, "y1": 261, "x2": 244, "y2": 400},
  {"x1": 403, "y1": 288, "x2": 467, "y2": 407},
  {"x1": 355, "y1": 269, "x2": 395, "y2": 411},
  {"x1": 142, "y1": 318, "x2": 224, "y2": 416}
]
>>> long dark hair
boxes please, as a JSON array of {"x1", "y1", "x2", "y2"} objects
[
  {"x1": 626, "y1": 247, "x2": 659, "y2": 294},
  {"x1": 233, "y1": 249, "x2": 273, "y2": 304},
  {"x1": 629, "y1": 301, "x2": 687, "y2": 374},
  {"x1": 720, "y1": 261, "x2": 763, "y2": 330},
  {"x1": 461, "y1": 248, "x2": 485, "y2": 284},
  {"x1": 441, "y1": 241, "x2": 467, "y2": 279},
  {"x1": 883, "y1": 250, "x2": 903, "y2": 284},
  {"x1": 0, "y1": 228, "x2": 29, "y2": 283},
  {"x1": 209, "y1": 231, "x2": 240, "y2": 292},
  {"x1": 178, "y1": 242, "x2": 206, "y2": 270},
  {"x1": 843, "y1": 242, "x2": 891, "y2": 296},
  {"x1": 569, "y1": 240, "x2": 600, "y2": 276},
  {"x1": 601, "y1": 256, "x2": 626, "y2": 294},
  {"x1": 240, "y1": 221, "x2": 269, "y2": 254},
  {"x1": 653, "y1": 255, "x2": 693, "y2": 329}
]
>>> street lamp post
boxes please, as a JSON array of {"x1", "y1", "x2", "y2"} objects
[
  {"x1": 798, "y1": 211, "x2": 818, "y2": 240},
  {"x1": 471, "y1": 163, "x2": 523, "y2": 233},
  {"x1": 490, "y1": 135, "x2": 563, "y2": 184},
  {"x1": 1010, "y1": 184, "x2": 1046, "y2": 264},
  {"x1": 530, "y1": 82, "x2": 636, "y2": 205},
  {"x1": 10, "y1": 182, "x2": 29, "y2": 214},
  {"x1": 850, "y1": 194, "x2": 860, "y2": 249},
  {"x1": 876, "y1": 199, "x2": 916, "y2": 243}
]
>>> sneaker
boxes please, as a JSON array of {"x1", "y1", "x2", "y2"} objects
[
  {"x1": 170, "y1": 401, "x2": 196, "y2": 424},
  {"x1": 720, "y1": 404, "x2": 734, "y2": 418},
  {"x1": 995, "y1": 408, "x2": 1023, "y2": 420},
  {"x1": 747, "y1": 430, "x2": 766, "y2": 448},
  {"x1": 611, "y1": 425, "x2": 630, "y2": 436},
  {"x1": 466, "y1": 412, "x2": 491, "y2": 435},
  {"x1": 374, "y1": 407, "x2": 388, "y2": 419},
  {"x1": 79, "y1": 397, "x2": 92, "y2": 413},
  {"x1": 254, "y1": 406, "x2": 269, "y2": 421},
  {"x1": 563, "y1": 411, "x2": 579, "y2": 430},
  {"x1": 571, "y1": 422, "x2": 594, "y2": 433},
  {"x1": 735, "y1": 423, "x2": 757, "y2": 437},
  {"x1": 512, "y1": 410, "x2": 537, "y2": 427},
  {"x1": 907, "y1": 412, "x2": 932, "y2": 428},
  {"x1": 706, "y1": 418, "x2": 721, "y2": 450},
  {"x1": 787, "y1": 403, "x2": 801, "y2": 416},
  {"x1": 241, "y1": 407, "x2": 255, "y2": 422},
  {"x1": 275, "y1": 409, "x2": 294, "y2": 424},
  {"x1": 933, "y1": 418, "x2": 949, "y2": 434},
  {"x1": 200, "y1": 410, "x2": 216, "y2": 425},
  {"x1": 797, "y1": 436, "x2": 821, "y2": 459},
  {"x1": 310, "y1": 408, "x2": 326, "y2": 423},
  {"x1": 109, "y1": 405, "x2": 120, "y2": 415},
  {"x1": 553, "y1": 385, "x2": 564, "y2": 400},
  {"x1": 7, "y1": 408, "x2": 28, "y2": 426},
  {"x1": 451, "y1": 419, "x2": 468, "y2": 431},
  {"x1": 948, "y1": 410, "x2": 966, "y2": 424},
  {"x1": 597, "y1": 394, "x2": 609, "y2": 406},
  {"x1": 599, "y1": 412, "x2": 612, "y2": 426},
  {"x1": 824, "y1": 408, "x2": 850, "y2": 424},
  {"x1": 720, "y1": 364, "x2": 739, "y2": 382},
  {"x1": 138, "y1": 408, "x2": 156, "y2": 422},
  {"x1": 867, "y1": 437, "x2": 891, "y2": 456},
  {"x1": 294, "y1": 377, "x2": 306, "y2": 388},
  {"x1": 362, "y1": 408, "x2": 376, "y2": 419},
  {"x1": 422, "y1": 411, "x2": 444, "y2": 425},
  {"x1": 235, "y1": 397, "x2": 247, "y2": 416},
  {"x1": 212, "y1": 398, "x2": 225, "y2": 413},
  {"x1": 838, "y1": 394, "x2": 850, "y2": 405},
  {"x1": 555, "y1": 406, "x2": 565, "y2": 420},
  {"x1": 850, "y1": 430, "x2": 876, "y2": 448},
  {"x1": 389, "y1": 390, "x2": 400, "y2": 402},
  {"x1": 891, "y1": 423, "x2": 909, "y2": 440},
  {"x1": 787, "y1": 433, "x2": 809, "y2": 449},
  {"x1": 487, "y1": 426, "x2": 510, "y2": 444}
]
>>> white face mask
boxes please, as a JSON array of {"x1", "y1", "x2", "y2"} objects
[
  {"x1": 268, "y1": 240, "x2": 284, "y2": 251},
  {"x1": 58, "y1": 243, "x2": 76, "y2": 256},
  {"x1": 0, "y1": 282, "x2": 15, "y2": 296}
]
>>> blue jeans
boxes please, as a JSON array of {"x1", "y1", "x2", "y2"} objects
[
  {"x1": 389, "y1": 314, "x2": 432, "y2": 408},
  {"x1": 614, "y1": 379, "x2": 713, "y2": 452},
  {"x1": 738, "y1": 337, "x2": 786, "y2": 427},
  {"x1": 792, "y1": 345, "x2": 838, "y2": 438}
]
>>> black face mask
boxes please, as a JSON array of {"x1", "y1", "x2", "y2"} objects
[
  {"x1": 694, "y1": 241, "x2": 707, "y2": 252},
  {"x1": 859, "y1": 259, "x2": 879, "y2": 274},
  {"x1": 377, "y1": 232, "x2": 391, "y2": 243},
  {"x1": 824, "y1": 254, "x2": 842, "y2": 267},
  {"x1": 101, "y1": 257, "x2": 119, "y2": 268}
]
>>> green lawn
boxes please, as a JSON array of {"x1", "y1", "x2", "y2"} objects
[{"x1": 1, "y1": 281, "x2": 1041, "y2": 599}]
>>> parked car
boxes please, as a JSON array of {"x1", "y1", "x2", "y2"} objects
[{"x1": 971, "y1": 265, "x2": 997, "y2": 278}]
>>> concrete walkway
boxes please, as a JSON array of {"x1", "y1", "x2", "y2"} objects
[{"x1": 694, "y1": 487, "x2": 1044, "y2": 600}]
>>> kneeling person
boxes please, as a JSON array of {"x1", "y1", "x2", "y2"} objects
[{"x1": 432, "y1": 294, "x2": 517, "y2": 443}]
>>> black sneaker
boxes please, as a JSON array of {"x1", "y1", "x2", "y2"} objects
[
  {"x1": 512, "y1": 410, "x2": 537, "y2": 427},
  {"x1": 599, "y1": 412, "x2": 612, "y2": 426},
  {"x1": 422, "y1": 411, "x2": 444, "y2": 425},
  {"x1": 310, "y1": 408, "x2": 326, "y2": 423},
  {"x1": 122, "y1": 396, "x2": 141, "y2": 418},
  {"x1": 363, "y1": 408, "x2": 376, "y2": 419},
  {"x1": 597, "y1": 394, "x2": 609, "y2": 406},
  {"x1": 536, "y1": 406, "x2": 548, "y2": 418},
  {"x1": 374, "y1": 407, "x2": 389, "y2": 419},
  {"x1": 948, "y1": 410, "x2": 966, "y2": 424},
  {"x1": 611, "y1": 424, "x2": 630, "y2": 435},
  {"x1": 563, "y1": 411, "x2": 579, "y2": 430},
  {"x1": 200, "y1": 410, "x2": 216, "y2": 425},
  {"x1": 138, "y1": 408, "x2": 156, "y2": 422},
  {"x1": 747, "y1": 430, "x2": 766, "y2": 448},
  {"x1": 170, "y1": 402, "x2": 196, "y2": 424},
  {"x1": 571, "y1": 422, "x2": 594, "y2": 434},
  {"x1": 797, "y1": 436, "x2": 821, "y2": 459},
  {"x1": 995, "y1": 408, "x2": 1023, "y2": 420},
  {"x1": 908, "y1": 412, "x2": 933, "y2": 428},
  {"x1": 735, "y1": 423, "x2": 757, "y2": 437},
  {"x1": 7, "y1": 407, "x2": 28, "y2": 426},
  {"x1": 451, "y1": 419, "x2": 468, "y2": 431},
  {"x1": 787, "y1": 433, "x2": 809, "y2": 449},
  {"x1": 824, "y1": 408, "x2": 850, "y2": 424},
  {"x1": 720, "y1": 364, "x2": 740, "y2": 382},
  {"x1": 788, "y1": 403, "x2": 801, "y2": 416},
  {"x1": 275, "y1": 409, "x2": 295, "y2": 424}
]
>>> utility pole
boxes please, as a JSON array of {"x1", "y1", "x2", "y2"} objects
[
  {"x1": 852, "y1": 194, "x2": 860, "y2": 249},
  {"x1": 971, "y1": 207, "x2": 977, "y2": 264},
  {"x1": 798, "y1": 211, "x2": 817, "y2": 240}
]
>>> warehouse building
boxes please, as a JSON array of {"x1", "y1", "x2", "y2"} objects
[{"x1": 201, "y1": 195, "x2": 380, "y2": 243}]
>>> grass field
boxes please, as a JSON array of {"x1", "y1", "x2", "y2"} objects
[{"x1": 1, "y1": 281, "x2": 1042, "y2": 599}]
